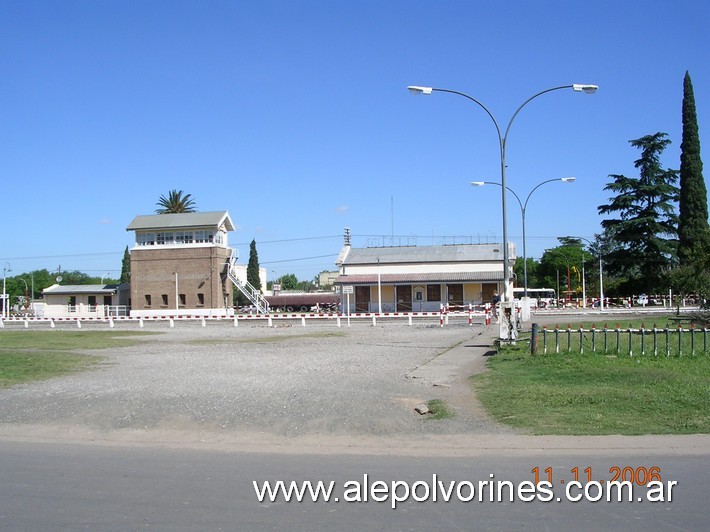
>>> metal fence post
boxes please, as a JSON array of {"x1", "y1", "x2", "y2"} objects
[
  {"x1": 579, "y1": 326, "x2": 584, "y2": 354},
  {"x1": 665, "y1": 327, "x2": 670, "y2": 357},
  {"x1": 543, "y1": 325, "x2": 548, "y2": 354}
]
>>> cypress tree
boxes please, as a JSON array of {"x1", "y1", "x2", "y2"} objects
[
  {"x1": 678, "y1": 71, "x2": 710, "y2": 265},
  {"x1": 120, "y1": 246, "x2": 131, "y2": 284},
  {"x1": 246, "y1": 239, "x2": 261, "y2": 291}
]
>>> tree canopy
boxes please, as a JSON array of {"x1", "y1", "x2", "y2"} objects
[
  {"x1": 677, "y1": 71, "x2": 710, "y2": 265},
  {"x1": 597, "y1": 132, "x2": 679, "y2": 293},
  {"x1": 246, "y1": 239, "x2": 261, "y2": 291},
  {"x1": 155, "y1": 190, "x2": 197, "y2": 214}
]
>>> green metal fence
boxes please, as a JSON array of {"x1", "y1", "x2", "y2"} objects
[{"x1": 541, "y1": 324, "x2": 709, "y2": 356}]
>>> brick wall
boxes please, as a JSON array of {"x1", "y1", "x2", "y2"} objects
[{"x1": 130, "y1": 246, "x2": 233, "y2": 311}]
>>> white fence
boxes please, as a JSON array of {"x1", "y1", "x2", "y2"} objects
[{"x1": 0, "y1": 305, "x2": 494, "y2": 330}]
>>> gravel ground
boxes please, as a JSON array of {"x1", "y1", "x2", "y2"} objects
[{"x1": 0, "y1": 319, "x2": 514, "y2": 444}]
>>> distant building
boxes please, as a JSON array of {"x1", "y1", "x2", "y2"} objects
[
  {"x1": 125, "y1": 211, "x2": 237, "y2": 317},
  {"x1": 334, "y1": 232, "x2": 515, "y2": 313},
  {"x1": 317, "y1": 271, "x2": 339, "y2": 288},
  {"x1": 39, "y1": 284, "x2": 124, "y2": 318}
]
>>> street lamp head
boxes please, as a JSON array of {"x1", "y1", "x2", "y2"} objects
[
  {"x1": 470, "y1": 181, "x2": 486, "y2": 187},
  {"x1": 560, "y1": 177, "x2": 576, "y2": 183},
  {"x1": 572, "y1": 84, "x2": 599, "y2": 94},
  {"x1": 407, "y1": 85, "x2": 433, "y2": 95}
]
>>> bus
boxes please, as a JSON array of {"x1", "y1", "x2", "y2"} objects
[{"x1": 512, "y1": 287, "x2": 556, "y2": 308}]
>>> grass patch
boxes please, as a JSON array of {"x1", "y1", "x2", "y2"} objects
[
  {"x1": 473, "y1": 343, "x2": 710, "y2": 435},
  {"x1": 0, "y1": 351, "x2": 102, "y2": 388},
  {"x1": 0, "y1": 330, "x2": 160, "y2": 351},
  {"x1": 0, "y1": 330, "x2": 159, "y2": 388},
  {"x1": 426, "y1": 399, "x2": 455, "y2": 420}
]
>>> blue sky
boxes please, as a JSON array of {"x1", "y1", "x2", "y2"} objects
[{"x1": 1, "y1": 0, "x2": 708, "y2": 282}]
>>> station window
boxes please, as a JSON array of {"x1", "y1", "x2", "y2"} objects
[
  {"x1": 427, "y1": 284, "x2": 441, "y2": 301},
  {"x1": 144, "y1": 294, "x2": 152, "y2": 307}
]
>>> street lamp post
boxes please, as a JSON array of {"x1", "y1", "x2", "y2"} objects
[
  {"x1": 566, "y1": 235, "x2": 604, "y2": 311},
  {"x1": 408, "y1": 83, "x2": 598, "y2": 305},
  {"x1": 20, "y1": 278, "x2": 29, "y2": 315},
  {"x1": 2, "y1": 263, "x2": 11, "y2": 319},
  {"x1": 471, "y1": 177, "x2": 575, "y2": 303}
]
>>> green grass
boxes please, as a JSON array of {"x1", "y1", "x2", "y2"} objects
[
  {"x1": 0, "y1": 351, "x2": 103, "y2": 388},
  {"x1": 0, "y1": 330, "x2": 159, "y2": 388},
  {"x1": 0, "y1": 330, "x2": 160, "y2": 351},
  {"x1": 473, "y1": 343, "x2": 710, "y2": 435},
  {"x1": 426, "y1": 399, "x2": 455, "y2": 420}
]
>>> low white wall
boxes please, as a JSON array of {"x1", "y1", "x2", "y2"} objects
[{"x1": 130, "y1": 308, "x2": 234, "y2": 318}]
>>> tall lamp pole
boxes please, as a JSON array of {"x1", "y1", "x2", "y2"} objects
[
  {"x1": 471, "y1": 177, "x2": 575, "y2": 301},
  {"x1": 566, "y1": 235, "x2": 604, "y2": 311},
  {"x1": 408, "y1": 83, "x2": 597, "y2": 303},
  {"x1": 2, "y1": 263, "x2": 11, "y2": 319}
]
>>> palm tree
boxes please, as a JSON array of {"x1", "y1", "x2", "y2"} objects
[{"x1": 155, "y1": 190, "x2": 197, "y2": 214}]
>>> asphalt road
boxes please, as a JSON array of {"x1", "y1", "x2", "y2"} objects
[{"x1": 1, "y1": 440, "x2": 707, "y2": 531}]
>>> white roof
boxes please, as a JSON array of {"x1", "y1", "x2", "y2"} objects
[
  {"x1": 338, "y1": 243, "x2": 513, "y2": 265},
  {"x1": 126, "y1": 211, "x2": 235, "y2": 232},
  {"x1": 42, "y1": 284, "x2": 117, "y2": 295}
]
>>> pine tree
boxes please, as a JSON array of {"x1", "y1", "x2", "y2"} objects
[
  {"x1": 246, "y1": 239, "x2": 261, "y2": 291},
  {"x1": 120, "y1": 246, "x2": 131, "y2": 284},
  {"x1": 598, "y1": 133, "x2": 679, "y2": 293},
  {"x1": 678, "y1": 71, "x2": 710, "y2": 265}
]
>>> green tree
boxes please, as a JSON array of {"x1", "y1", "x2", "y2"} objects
[
  {"x1": 678, "y1": 71, "x2": 710, "y2": 266},
  {"x1": 513, "y1": 257, "x2": 538, "y2": 288},
  {"x1": 598, "y1": 133, "x2": 679, "y2": 294},
  {"x1": 246, "y1": 239, "x2": 261, "y2": 291},
  {"x1": 155, "y1": 190, "x2": 197, "y2": 214},
  {"x1": 58, "y1": 270, "x2": 94, "y2": 284},
  {"x1": 120, "y1": 246, "x2": 131, "y2": 284},
  {"x1": 538, "y1": 244, "x2": 586, "y2": 301},
  {"x1": 30, "y1": 269, "x2": 54, "y2": 296},
  {"x1": 277, "y1": 273, "x2": 299, "y2": 290}
]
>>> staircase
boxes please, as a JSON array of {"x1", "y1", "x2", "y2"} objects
[{"x1": 227, "y1": 251, "x2": 270, "y2": 314}]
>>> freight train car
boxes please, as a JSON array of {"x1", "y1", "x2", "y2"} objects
[{"x1": 263, "y1": 292, "x2": 341, "y2": 312}]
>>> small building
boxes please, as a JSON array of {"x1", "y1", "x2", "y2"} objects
[
  {"x1": 126, "y1": 211, "x2": 236, "y2": 317},
  {"x1": 39, "y1": 284, "x2": 124, "y2": 318},
  {"x1": 334, "y1": 235, "x2": 515, "y2": 313}
]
